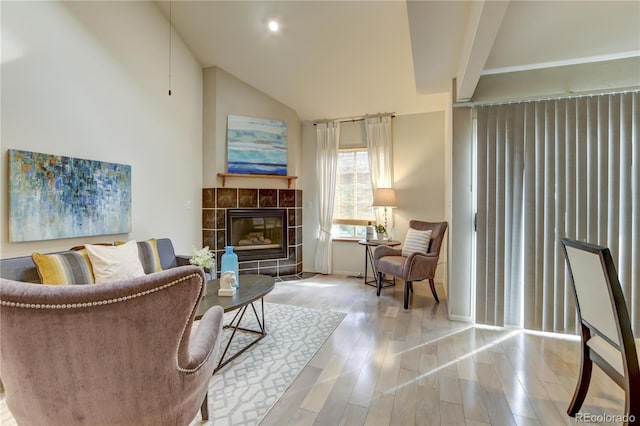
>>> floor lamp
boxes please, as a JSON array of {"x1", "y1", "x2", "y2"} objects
[{"x1": 372, "y1": 188, "x2": 397, "y2": 239}]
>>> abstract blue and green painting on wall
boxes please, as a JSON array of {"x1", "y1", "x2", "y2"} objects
[
  {"x1": 8, "y1": 149, "x2": 131, "y2": 242},
  {"x1": 226, "y1": 115, "x2": 287, "y2": 176}
]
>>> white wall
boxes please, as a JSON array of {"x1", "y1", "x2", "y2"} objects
[
  {"x1": 449, "y1": 107, "x2": 474, "y2": 322},
  {"x1": 1, "y1": 1, "x2": 203, "y2": 257},
  {"x1": 202, "y1": 66, "x2": 301, "y2": 188},
  {"x1": 473, "y1": 57, "x2": 640, "y2": 103},
  {"x1": 302, "y1": 112, "x2": 447, "y2": 281}
]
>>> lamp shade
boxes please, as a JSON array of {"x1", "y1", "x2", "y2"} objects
[{"x1": 372, "y1": 188, "x2": 397, "y2": 207}]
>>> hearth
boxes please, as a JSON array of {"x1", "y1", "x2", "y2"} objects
[{"x1": 227, "y1": 209, "x2": 287, "y2": 261}]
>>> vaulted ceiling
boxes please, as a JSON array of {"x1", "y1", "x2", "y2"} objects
[{"x1": 157, "y1": 1, "x2": 640, "y2": 121}]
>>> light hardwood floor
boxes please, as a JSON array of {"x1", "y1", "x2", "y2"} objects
[{"x1": 261, "y1": 274, "x2": 627, "y2": 426}]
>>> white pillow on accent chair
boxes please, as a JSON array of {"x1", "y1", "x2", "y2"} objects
[
  {"x1": 402, "y1": 228, "x2": 432, "y2": 257},
  {"x1": 85, "y1": 240, "x2": 146, "y2": 283}
]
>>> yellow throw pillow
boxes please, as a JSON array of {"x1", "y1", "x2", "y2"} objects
[
  {"x1": 115, "y1": 238, "x2": 163, "y2": 274},
  {"x1": 32, "y1": 250, "x2": 95, "y2": 285},
  {"x1": 85, "y1": 240, "x2": 146, "y2": 283}
]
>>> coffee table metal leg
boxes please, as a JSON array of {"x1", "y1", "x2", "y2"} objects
[{"x1": 213, "y1": 298, "x2": 267, "y2": 374}]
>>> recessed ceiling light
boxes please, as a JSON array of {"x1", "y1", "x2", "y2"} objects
[{"x1": 268, "y1": 20, "x2": 279, "y2": 32}]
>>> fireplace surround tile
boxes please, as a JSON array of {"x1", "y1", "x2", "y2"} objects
[
  {"x1": 238, "y1": 189, "x2": 258, "y2": 208},
  {"x1": 203, "y1": 188, "x2": 215, "y2": 208},
  {"x1": 217, "y1": 188, "x2": 238, "y2": 208},
  {"x1": 279, "y1": 189, "x2": 295, "y2": 207},
  {"x1": 216, "y1": 230, "x2": 225, "y2": 251},
  {"x1": 259, "y1": 266, "x2": 277, "y2": 276},
  {"x1": 258, "y1": 189, "x2": 277, "y2": 207},
  {"x1": 203, "y1": 187, "x2": 303, "y2": 278},
  {"x1": 239, "y1": 261, "x2": 259, "y2": 270},
  {"x1": 215, "y1": 209, "x2": 225, "y2": 229},
  {"x1": 240, "y1": 267, "x2": 259, "y2": 275},
  {"x1": 202, "y1": 210, "x2": 216, "y2": 229},
  {"x1": 202, "y1": 230, "x2": 216, "y2": 249},
  {"x1": 277, "y1": 264, "x2": 296, "y2": 276}
]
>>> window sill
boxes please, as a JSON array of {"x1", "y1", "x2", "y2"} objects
[{"x1": 331, "y1": 238, "x2": 362, "y2": 243}]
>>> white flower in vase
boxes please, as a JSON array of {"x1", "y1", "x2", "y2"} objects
[{"x1": 190, "y1": 246, "x2": 216, "y2": 278}]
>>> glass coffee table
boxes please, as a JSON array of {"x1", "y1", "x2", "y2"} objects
[{"x1": 195, "y1": 274, "x2": 275, "y2": 373}]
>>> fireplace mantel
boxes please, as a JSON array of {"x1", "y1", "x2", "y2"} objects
[{"x1": 217, "y1": 173, "x2": 298, "y2": 188}]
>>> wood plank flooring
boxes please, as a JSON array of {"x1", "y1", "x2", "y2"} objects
[{"x1": 261, "y1": 274, "x2": 627, "y2": 426}]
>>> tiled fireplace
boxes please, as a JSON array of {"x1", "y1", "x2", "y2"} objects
[{"x1": 202, "y1": 188, "x2": 302, "y2": 278}]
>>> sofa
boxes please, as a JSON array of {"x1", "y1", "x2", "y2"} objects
[{"x1": 0, "y1": 238, "x2": 189, "y2": 283}]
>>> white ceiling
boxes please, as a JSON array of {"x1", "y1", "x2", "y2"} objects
[{"x1": 157, "y1": 1, "x2": 640, "y2": 121}]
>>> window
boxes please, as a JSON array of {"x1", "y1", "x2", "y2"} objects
[{"x1": 332, "y1": 149, "x2": 375, "y2": 238}]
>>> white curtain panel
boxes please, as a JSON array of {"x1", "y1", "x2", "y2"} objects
[
  {"x1": 364, "y1": 116, "x2": 394, "y2": 234},
  {"x1": 314, "y1": 122, "x2": 340, "y2": 274},
  {"x1": 475, "y1": 92, "x2": 640, "y2": 335}
]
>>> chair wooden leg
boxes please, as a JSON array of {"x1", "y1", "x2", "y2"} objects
[
  {"x1": 376, "y1": 272, "x2": 383, "y2": 296},
  {"x1": 408, "y1": 282, "x2": 414, "y2": 293},
  {"x1": 624, "y1": 380, "x2": 639, "y2": 426},
  {"x1": 404, "y1": 281, "x2": 411, "y2": 309},
  {"x1": 567, "y1": 331, "x2": 592, "y2": 417},
  {"x1": 200, "y1": 391, "x2": 209, "y2": 421},
  {"x1": 429, "y1": 279, "x2": 440, "y2": 303}
]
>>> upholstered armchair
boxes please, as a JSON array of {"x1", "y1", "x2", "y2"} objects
[
  {"x1": 374, "y1": 220, "x2": 448, "y2": 309},
  {"x1": 561, "y1": 238, "x2": 639, "y2": 424},
  {"x1": 0, "y1": 265, "x2": 224, "y2": 425}
]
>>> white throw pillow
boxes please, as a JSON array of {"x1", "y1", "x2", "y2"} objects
[
  {"x1": 402, "y1": 228, "x2": 432, "y2": 257},
  {"x1": 85, "y1": 240, "x2": 146, "y2": 283}
]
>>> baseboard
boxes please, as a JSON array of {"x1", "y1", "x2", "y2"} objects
[{"x1": 448, "y1": 314, "x2": 473, "y2": 322}]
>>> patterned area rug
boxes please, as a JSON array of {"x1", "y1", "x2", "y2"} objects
[
  {"x1": 198, "y1": 302, "x2": 345, "y2": 425},
  {"x1": 0, "y1": 303, "x2": 345, "y2": 426}
]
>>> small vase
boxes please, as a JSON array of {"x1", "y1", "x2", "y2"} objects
[
  {"x1": 220, "y1": 246, "x2": 239, "y2": 287},
  {"x1": 208, "y1": 262, "x2": 216, "y2": 280}
]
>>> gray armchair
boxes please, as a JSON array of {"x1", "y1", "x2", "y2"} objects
[
  {"x1": 0, "y1": 265, "x2": 223, "y2": 425},
  {"x1": 374, "y1": 220, "x2": 448, "y2": 309}
]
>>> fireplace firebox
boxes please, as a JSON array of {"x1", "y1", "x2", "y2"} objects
[{"x1": 227, "y1": 209, "x2": 287, "y2": 261}]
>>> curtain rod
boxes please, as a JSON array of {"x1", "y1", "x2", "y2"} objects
[
  {"x1": 453, "y1": 87, "x2": 640, "y2": 109},
  {"x1": 313, "y1": 112, "x2": 395, "y2": 126}
]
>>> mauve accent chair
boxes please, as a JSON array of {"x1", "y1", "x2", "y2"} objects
[
  {"x1": 561, "y1": 238, "x2": 639, "y2": 425},
  {"x1": 0, "y1": 265, "x2": 224, "y2": 426},
  {"x1": 374, "y1": 220, "x2": 448, "y2": 309}
]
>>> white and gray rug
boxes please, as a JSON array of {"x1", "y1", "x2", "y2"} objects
[{"x1": 200, "y1": 302, "x2": 345, "y2": 425}]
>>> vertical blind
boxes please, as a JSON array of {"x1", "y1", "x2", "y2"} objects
[{"x1": 475, "y1": 92, "x2": 639, "y2": 334}]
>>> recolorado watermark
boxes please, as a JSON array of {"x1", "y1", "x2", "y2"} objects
[{"x1": 575, "y1": 413, "x2": 635, "y2": 423}]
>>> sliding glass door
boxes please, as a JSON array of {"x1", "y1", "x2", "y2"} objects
[{"x1": 474, "y1": 92, "x2": 639, "y2": 334}]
